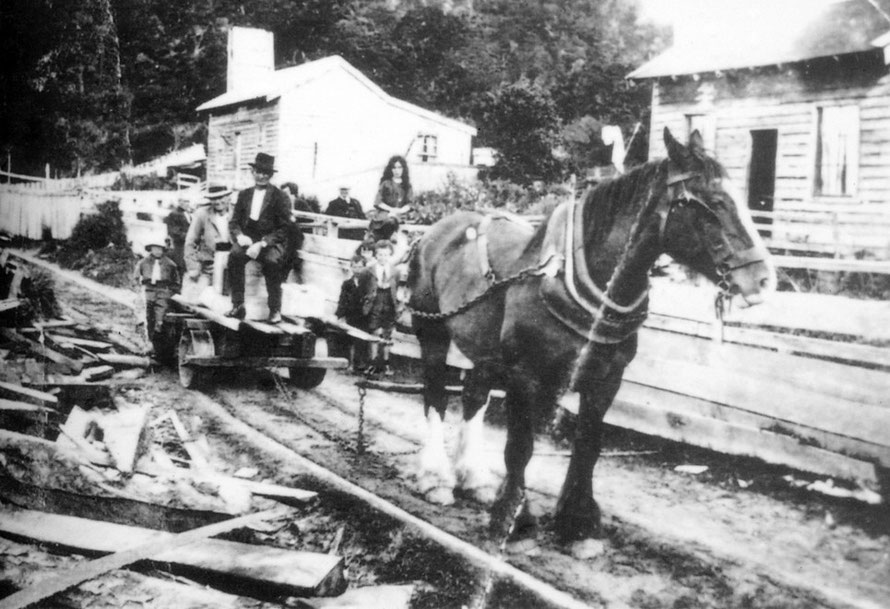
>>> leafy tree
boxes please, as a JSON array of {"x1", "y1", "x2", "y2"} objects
[
  {"x1": 479, "y1": 80, "x2": 563, "y2": 185},
  {"x1": 1, "y1": 0, "x2": 130, "y2": 175}
]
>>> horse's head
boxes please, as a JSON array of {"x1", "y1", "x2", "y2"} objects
[{"x1": 658, "y1": 128, "x2": 775, "y2": 307}]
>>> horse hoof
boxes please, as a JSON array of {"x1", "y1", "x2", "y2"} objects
[
  {"x1": 455, "y1": 484, "x2": 498, "y2": 506},
  {"x1": 506, "y1": 538, "x2": 541, "y2": 556},
  {"x1": 570, "y1": 538, "x2": 606, "y2": 560},
  {"x1": 424, "y1": 486, "x2": 455, "y2": 506}
]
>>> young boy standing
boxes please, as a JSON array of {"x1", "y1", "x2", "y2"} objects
[
  {"x1": 335, "y1": 256, "x2": 372, "y2": 371},
  {"x1": 366, "y1": 240, "x2": 398, "y2": 376},
  {"x1": 134, "y1": 242, "x2": 180, "y2": 353}
]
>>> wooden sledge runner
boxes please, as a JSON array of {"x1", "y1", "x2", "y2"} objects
[{"x1": 165, "y1": 296, "x2": 348, "y2": 389}]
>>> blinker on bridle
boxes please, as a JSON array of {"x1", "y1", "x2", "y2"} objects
[{"x1": 660, "y1": 169, "x2": 769, "y2": 294}]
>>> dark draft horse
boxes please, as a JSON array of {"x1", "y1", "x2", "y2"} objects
[{"x1": 406, "y1": 128, "x2": 776, "y2": 544}]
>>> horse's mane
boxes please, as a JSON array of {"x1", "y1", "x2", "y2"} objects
[{"x1": 523, "y1": 160, "x2": 665, "y2": 255}]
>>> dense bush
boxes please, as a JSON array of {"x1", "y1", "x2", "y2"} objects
[
  {"x1": 410, "y1": 174, "x2": 572, "y2": 225},
  {"x1": 56, "y1": 200, "x2": 136, "y2": 287}
]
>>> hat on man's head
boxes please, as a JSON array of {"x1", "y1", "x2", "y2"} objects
[
  {"x1": 145, "y1": 242, "x2": 167, "y2": 252},
  {"x1": 249, "y1": 152, "x2": 277, "y2": 174},
  {"x1": 205, "y1": 184, "x2": 232, "y2": 200}
]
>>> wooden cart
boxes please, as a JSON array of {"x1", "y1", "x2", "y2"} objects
[{"x1": 164, "y1": 295, "x2": 348, "y2": 389}]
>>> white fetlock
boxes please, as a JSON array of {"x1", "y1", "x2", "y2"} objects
[
  {"x1": 454, "y1": 397, "x2": 499, "y2": 505},
  {"x1": 417, "y1": 409, "x2": 455, "y2": 505}
]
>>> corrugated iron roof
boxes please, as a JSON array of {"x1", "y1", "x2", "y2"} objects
[
  {"x1": 196, "y1": 55, "x2": 476, "y2": 134},
  {"x1": 628, "y1": 0, "x2": 890, "y2": 79}
]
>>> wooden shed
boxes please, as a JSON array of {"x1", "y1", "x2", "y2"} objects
[
  {"x1": 628, "y1": 0, "x2": 890, "y2": 257},
  {"x1": 196, "y1": 27, "x2": 477, "y2": 208}
]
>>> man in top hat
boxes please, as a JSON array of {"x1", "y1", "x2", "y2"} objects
[
  {"x1": 325, "y1": 186, "x2": 366, "y2": 240},
  {"x1": 226, "y1": 152, "x2": 291, "y2": 323},
  {"x1": 133, "y1": 241, "x2": 180, "y2": 352},
  {"x1": 184, "y1": 184, "x2": 233, "y2": 284}
]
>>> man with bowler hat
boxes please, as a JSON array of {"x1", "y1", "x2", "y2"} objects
[{"x1": 226, "y1": 152, "x2": 291, "y2": 324}]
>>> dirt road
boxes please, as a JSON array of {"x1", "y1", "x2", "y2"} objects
[{"x1": 40, "y1": 270, "x2": 890, "y2": 608}]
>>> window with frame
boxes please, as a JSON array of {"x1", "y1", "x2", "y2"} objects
[
  {"x1": 815, "y1": 105, "x2": 859, "y2": 197},
  {"x1": 685, "y1": 114, "x2": 714, "y2": 150},
  {"x1": 419, "y1": 134, "x2": 438, "y2": 163}
]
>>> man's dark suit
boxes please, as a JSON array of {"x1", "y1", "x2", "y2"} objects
[
  {"x1": 228, "y1": 185, "x2": 291, "y2": 313},
  {"x1": 325, "y1": 196, "x2": 366, "y2": 240}
]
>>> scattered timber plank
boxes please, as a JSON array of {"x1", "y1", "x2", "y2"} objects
[
  {"x1": 46, "y1": 334, "x2": 115, "y2": 351},
  {"x1": 0, "y1": 553, "x2": 287, "y2": 609},
  {"x1": 0, "y1": 380, "x2": 59, "y2": 408},
  {"x1": 166, "y1": 410, "x2": 210, "y2": 470},
  {"x1": 0, "y1": 298, "x2": 22, "y2": 313},
  {"x1": 82, "y1": 365, "x2": 115, "y2": 382},
  {"x1": 31, "y1": 318, "x2": 77, "y2": 330},
  {"x1": 101, "y1": 401, "x2": 150, "y2": 473},
  {"x1": 0, "y1": 398, "x2": 59, "y2": 437},
  {"x1": 96, "y1": 353, "x2": 151, "y2": 367},
  {"x1": 296, "y1": 584, "x2": 415, "y2": 609},
  {"x1": 0, "y1": 328, "x2": 83, "y2": 374},
  {"x1": 0, "y1": 507, "x2": 346, "y2": 606}
]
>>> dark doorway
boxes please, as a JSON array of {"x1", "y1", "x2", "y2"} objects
[{"x1": 748, "y1": 129, "x2": 777, "y2": 237}]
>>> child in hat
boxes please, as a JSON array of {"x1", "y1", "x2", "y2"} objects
[{"x1": 134, "y1": 242, "x2": 180, "y2": 353}]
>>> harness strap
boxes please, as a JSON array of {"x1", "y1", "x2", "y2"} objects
[
  {"x1": 475, "y1": 215, "x2": 494, "y2": 281},
  {"x1": 563, "y1": 197, "x2": 649, "y2": 315}
]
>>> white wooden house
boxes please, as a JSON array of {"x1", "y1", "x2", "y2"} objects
[
  {"x1": 628, "y1": 0, "x2": 890, "y2": 257},
  {"x1": 197, "y1": 27, "x2": 477, "y2": 208}
]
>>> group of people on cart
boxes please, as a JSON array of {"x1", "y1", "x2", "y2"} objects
[{"x1": 134, "y1": 151, "x2": 415, "y2": 369}]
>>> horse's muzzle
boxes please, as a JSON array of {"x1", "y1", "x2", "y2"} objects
[{"x1": 725, "y1": 248, "x2": 775, "y2": 307}]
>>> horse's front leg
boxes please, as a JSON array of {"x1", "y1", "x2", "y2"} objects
[
  {"x1": 454, "y1": 364, "x2": 502, "y2": 505},
  {"x1": 416, "y1": 320, "x2": 456, "y2": 505},
  {"x1": 554, "y1": 336, "x2": 637, "y2": 542},
  {"x1": 489, "y1": 373, "x2": 539, "y2": 539}
]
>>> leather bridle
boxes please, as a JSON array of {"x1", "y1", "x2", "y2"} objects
[{"x1": 659, "y1": 170, "x2": 769, "y2": 293}]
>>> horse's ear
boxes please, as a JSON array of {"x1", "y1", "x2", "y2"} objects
[
  {"x1": 663, "y1": 127, "x2": 688, "y2": 165},
  {"x1": 688, "y1": 130, "x2": 706, "y2": 157}
]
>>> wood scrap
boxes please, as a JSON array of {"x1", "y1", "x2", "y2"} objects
[
  {"x1": 0, "y1": 380, "x2": 59, "y2": 408},
  {"x1": 45, "y1": 334, "x2": 115, "y2": 351},
  {"x1": 166, "y1": 410, "x2": 211, "y2": 470},
  {"x1": 0, "y1": 328, "x2": 83, "y2": 374},
  {"x1": 96, "y1": 352, "x2": 151, "y2": 367},
  {"x1": 31, "y1": 318, "x2": 76, "y2": 330},
  {"x1": 0, "y1": 298, "x2": 22, "y2": 313},
  {"x1": 0, "y1": 507, "x2": 346, "y2": 607},
  {"x1": 82, "y1": 365, "x2": 114, "y2": 382},
  {"x1": 295, "y1": 584, "x2": 415, "y2": 609}
]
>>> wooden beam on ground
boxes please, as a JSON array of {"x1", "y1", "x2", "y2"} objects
[
  {"x1": 46, "y1": 334, "x2": 115, "y2": 351},
  {"x1": 82, "y1": 365, "x2": 114, "y2": 382},
  {"x1": 0, "y1": 507, "x2": 345, "y2": 607},
  {"x1": 166, "y1": 410, "x2": 210, "y2": 470},
  {"x1": 0, "y1": 328, "x2": 83, "y2": 374},
  {"x1": 0, "y1": 299, "x2": 22, "y2": 313},
  {"x1": 31, "y1": 318, "x2": 77, "y2": 331},
  {"x1": 95, "y1": 353, "x2": 151, "y2": 367},
  {"x1": 0, "y1": 380, "x2": 59, "y2": 408}
]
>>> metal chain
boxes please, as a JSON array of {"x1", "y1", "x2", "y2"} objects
[
  {"x1": 406, "y1": 259, "x2": 552, "y2": 321},
  {"x1": 357, "y1": 384, "x2": 366, "y2": 455}
]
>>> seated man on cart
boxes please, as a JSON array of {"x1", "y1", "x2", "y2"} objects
[{"x1": 226, "y1": 153, "x2": 292, "y2": 324}]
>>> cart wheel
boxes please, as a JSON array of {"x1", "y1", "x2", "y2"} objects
[
  {"x1": 288, "y1": 367, "x2": 326, "y2": 389},
  {"x1": 178, "y1": 332, "x2": 202, "y2": 389}
]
